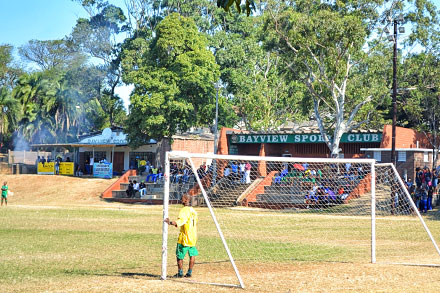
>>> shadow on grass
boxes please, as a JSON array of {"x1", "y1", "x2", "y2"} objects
[{"x1": 120, "y1": 272, "x2": 161, "y2": 279}]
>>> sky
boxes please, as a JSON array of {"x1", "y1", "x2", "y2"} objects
[
  {"x1": 1, "y1": 0, "x2": 440, "y2": 109},
  {"x1": 0, "y1": 0, "x2": 132, "y2": 108}
]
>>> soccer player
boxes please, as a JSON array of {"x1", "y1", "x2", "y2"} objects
[
  {"x1": 165, "y1": 194, "x2": 198, "y2": 278},
  {"x1": 1, "y1": 181, "x2": 8, "y2": 206}
]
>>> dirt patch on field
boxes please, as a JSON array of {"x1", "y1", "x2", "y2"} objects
[
  {"x1": 5, "y1": 262, "x2": 440, "y2": 292},
  {"x1": 1, "y1": 174, "x2": 118, "y2": 206}
]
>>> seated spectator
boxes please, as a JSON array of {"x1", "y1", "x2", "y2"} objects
[
  {"x1": 338, "y1": 187, "x2": 348, "y2": 200},
  {"x1": 224, "y1": 165, "x2": 231, "y2": 177},
  {"x1": 183, "y1": 167, "x2": 191, "y2": 183},
  {"x1": 146, "y1": 166, "x2": 159, "y2": 182},
  {"x1": 274, "y1": 168, "x2": 288, "y2": 184},
  {"x1": 197, "y1": 165, "x2": 206, "y2": 179},
  {"x1": 139, "y1": 181, "x2": 147, "y2": 198},
  {"x1": 133, "y1": 180, "x2": 140, "y2": 197},
  {"x1": 231, "y1": 162, "x2": 238, "y2": 174},
  {"x1": 126, "y1": 180, "x2": 134, "y2": 198},
  {"x1": 324, "y1": 187, "x2": 337, "y2": 202}
]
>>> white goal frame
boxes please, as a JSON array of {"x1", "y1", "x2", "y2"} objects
[{"x1": 161, "y1": 152, "x2": 440, "y2": 288}]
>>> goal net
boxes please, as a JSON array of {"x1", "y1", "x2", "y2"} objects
[{"x1": 161, "y1": 152, "x2": 440, "y2": 288}]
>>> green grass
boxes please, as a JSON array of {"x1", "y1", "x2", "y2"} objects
[{"x1": 1, "y1": 204, "x2": 440, "y2": 289}]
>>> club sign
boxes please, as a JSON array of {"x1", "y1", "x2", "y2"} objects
[{"x1": 230, "y1": 133, "x2": 382, "y2": 144}]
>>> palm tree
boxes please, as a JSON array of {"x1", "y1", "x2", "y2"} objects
[{"x1": 0, "y1": 86, "x2": 20, "y2": 148}]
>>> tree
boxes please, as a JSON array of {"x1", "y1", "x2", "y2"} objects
[
  {"x1": 216, "y1": 0, "x2": 255, "y2": 16},
  {"x1": 0, "y1": 87, "x2": 20, "y2": 147},
  {"x1": 263, "y1": 0, "x2": 437, "y2": 157},
  {"x1": 400, "y1": 52, "x2": 440, "y2": 166},
  {"x1": 18, "y1": 39, "x2": 85, "y2": 71},
  {"x1": 0, "y1": 44, "x2": 23, "y2": 89},
  {"x1": 212, "y1": 11, "x2": 307, "y2": 131},
  {"x1": 122, "y1": 13, "x2": 220, "y2": 147},
  {"x1": 70, "y1": 1, "x2": 128, "y2": 127}
]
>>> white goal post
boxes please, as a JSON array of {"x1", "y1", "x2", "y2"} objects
[{"x1": 162, "y1": 152, "x2": 440, "y2": 288}]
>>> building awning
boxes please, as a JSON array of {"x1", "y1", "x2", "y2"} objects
[
  {"x1": 30, "y1": 143, "x2": 127, "y2": 148},
  {"x1": 360, "y1": 148, "x2": 433, "y2": 152}
]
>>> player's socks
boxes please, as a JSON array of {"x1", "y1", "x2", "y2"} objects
[
  {"x1": 178, "y1": 269, "x2": 184, "y2": 277},
  {"x1": 184, "y1": 269, "x2": 192, "y2": 277}
]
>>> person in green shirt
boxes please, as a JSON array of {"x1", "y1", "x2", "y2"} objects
[{"x1": 1, "y1": 181, "x2": 8, "y2": 206}]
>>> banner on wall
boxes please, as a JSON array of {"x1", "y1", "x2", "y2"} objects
[
  {"x1": 37, "y1": 162, "x2": 54, "y2": 175},
  {"x1": 59, "y1": 162, "x2": 74, "y2": 175},
  {"x1": 93, "y1": 163, "x2": 113, "y2": 179}
]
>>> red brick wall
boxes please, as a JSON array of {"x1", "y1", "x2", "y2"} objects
[
  {"x1": 381, "y1": 125, "x2": 431, "y2": 149},
  {"x1": 157, "y1": 137, "x2": 214, "y2": 169}
]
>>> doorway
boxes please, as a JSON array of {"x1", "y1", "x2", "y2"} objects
[{"x1": 113, "y1": 152, "x2": 125, "y2": 174}]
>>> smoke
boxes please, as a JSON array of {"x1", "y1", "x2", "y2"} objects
[{"x1": 12, "y1": 132, "x2": 30, "y2": 151}]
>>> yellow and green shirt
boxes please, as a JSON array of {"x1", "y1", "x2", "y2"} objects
[{"x1": 176, "y1": 206, "x2": 198, "y2": 247}]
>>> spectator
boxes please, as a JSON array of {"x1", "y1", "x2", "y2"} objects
[
  {"x1": 428, "y1": 185, "x2": 434, "y2": 211},
  {"x1": 133, "y1": 180, "x2": 140, "y2": 197},
  {"x1": 139, "y1": 181, "x2": 147, "y2": 198},
  {"x1": 1, "y1": 181, "x2": 8, "y2": 207},
  {"x1": 239, "y1": 162, "x2": 246, "y2": 183},
  {"x1": 75, "y1": 165, "x2": 83, "y2": 177},
  {"x1": 245, "y1": 162, "x2": 251, "y2": 184},
  {"x1": 224, "y1": 165, "x2": 231, "y2": 177},
  {"x1": 415, "y1": 167, "x2": 423, "y2": 188},
  {"x1": 406, "y1": 178, "x2": 413, "y2": 188},
  {"x1": 130, "y1": 159, "x2": 136, "y2": 170},
  {"x1": 420, "y1": 186, "x2": 428, "y2": 213},
  {"x1": 55, "y1": 159, "x2": 60, "y2": 175},
  {"x1": 231, "y1": 162, "x2": 238, "y2": 174},
  {"x1": 85, "y1": 158, "x2": 90, "y2": 174},
  {"x1": 183, "y1": 167, "x2": 191, "y2": 183},
  {"x1": 197, "y1": 165, "x2": 206, "y2": 179},
  {"x1": 126, "y1": 180, "x2": 134, "y2": 198},
  {"x1": 147, "y1": 166, "x2": 159, "y2": 182}
]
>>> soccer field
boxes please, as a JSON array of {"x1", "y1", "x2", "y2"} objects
[{"x1": 2, "y1": 202, "x2": 440, "y2": 292}]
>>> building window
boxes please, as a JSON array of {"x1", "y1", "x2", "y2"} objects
[
  {"x1": 398, "y1": 151, "x2": 406, "y2": 162},
  {"x1": 129, "y1": 152, "x2": 155, "y2": 166},
  {"x1": 84, "y1": 151, "x2": 107, "y2": 163},
  {"x1": 373, "y1": 151, "x2": 381, "y2": 162},
  {"x1": 424, "y1": 152, "x2": 429, "y2": 162}
]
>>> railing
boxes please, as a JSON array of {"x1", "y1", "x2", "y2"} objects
[{"x1": 8, "y1": 150, "x2": 51, "y2": 165}]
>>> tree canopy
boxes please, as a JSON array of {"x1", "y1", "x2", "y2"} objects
[{"x1": 122, "y1": 13, "x2": 220, "y2": 147}]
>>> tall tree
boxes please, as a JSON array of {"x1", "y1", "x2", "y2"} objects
[
  {"x1": 122, "y1": 13, "x2": 220, "y2": 147},
  {"x1": 71, "y1": 1, "x2": 128, "y2": 127},
  {"x1": 18, "y1": 39, "x2": 85, "y2": 71},
  {"x1": 263, "y1": 0, "x2": 437, "y2": 157},
  {"x1": 400, "y1": 52, "x2": 440, "y2": 166},
  {"x1": 212, "y1": 11, "x2": 307, "y2": 131},
  {"x1": 0, "y1": 44, "x2": 23, "y2": 89}
]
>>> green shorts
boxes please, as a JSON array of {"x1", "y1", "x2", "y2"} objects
[
  {"x1": 1, "y1": 194, "x2": 6, "y2": 199},
  {"x1": 176, "y1": 243, "x2": 198, "y2": 260}
]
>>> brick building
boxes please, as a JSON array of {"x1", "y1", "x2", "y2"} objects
[
  {"x1": 361, "y1": 125, "x2": 433, "y2": 181},
  {"x1": 217, "y1": 125, "x2": 435, "y2": 181}
]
